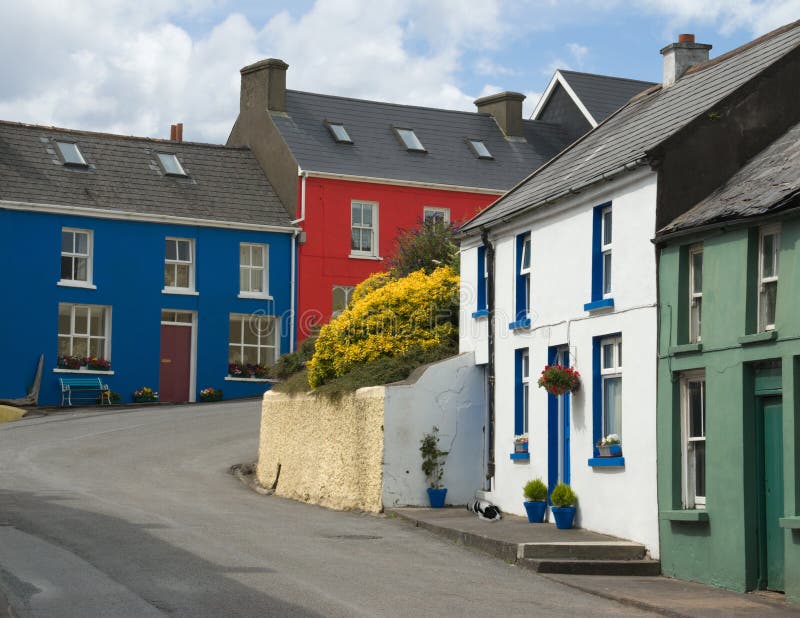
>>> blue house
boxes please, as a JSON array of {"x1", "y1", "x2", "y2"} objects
[{"x1": 0, "y1": 121, "x2": 299, "y2": 406}]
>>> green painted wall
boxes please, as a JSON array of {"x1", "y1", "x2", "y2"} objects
[{"x1": 657, "y1": 215, "x2": 800, "y2": 602}]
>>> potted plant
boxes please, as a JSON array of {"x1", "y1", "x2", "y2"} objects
[
  {"x1": 596, "y1": 433, "x2": 622, "y2": 457},
  {"x1": 420, "y1": 426, "x2": 448, "y2": 508},
  {"x1": 537, "y1": 364, "x2": 581, "y2": 395},
  {"x1": 200, "y1": 387, "x2": 223, "y2": 402},
  {"x1": 133, "y1": 386, "x2": 158, "y2": 403},
  {"x1": 57, "y1": 355, "x2": 83, "y2": 370},
  {"x1": 523, "y1": 478, "x2": 548, "y2": 523},
  {"x1": 550, "y1": 482, "x2": 577, "y2": 529},
  {"x1": 514, "y1": 433, "x2": 529, "y2": 453},
  {"x1": 86, "y1": 357, "x2": 111, "y2": 371}
]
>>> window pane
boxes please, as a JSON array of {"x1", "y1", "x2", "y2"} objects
[
  {"x1": 62, "y1": 231, "x2": 74, "y2": 253},
  {"x1": 694, "y1": 442, "x2": 706, "y2": 498},
  {"x1": 75, "y1": 232, "x2": 88, "y2": 255},
  {"x1": 240, "y1": 268, "x2": 249, "y2": 292},
  {"x1": 398, "y1": 129, "x2": 425, "y2": 151},
  {"x1": 603, "y1": 376, "x2": 622, "y2": 437},
  {"x1": 692, "y1": 251, "x2": 703, "y2": 293},
  {"x1": 251, "y1": 245, "x2": 263, "y2": 267},
  {"x1": 89, "y1": 338, "x2": 104, "y2": 358},
  {"x1": 165, "y1": 240, "x2": 177, "y2": 261},
  {"x1": 521, "y1": 237, "x2": 531, "y2": 270},
  {"x1": 351, "y1": 229, "x2": 360, "y2": 251},
  {"x1": 175, "y1": 264, "x2": 189, "y2": 288},
  {"x1": 57, "y1": 141, "x2": 86, "y2": 165},
  {"x1": 164, "y1": 265, "x2": 175, "y2": 287},
  {"x1": 523, "y1": 385, "x2": 529, "y2": 433},
  {"x1": 58, "y1": 336, "x2": 71, "y2": 356},
  {"x1": 74, "y1": 257, "x2": 87, "y2": 281},
  {"x1": 602, "y1": 343, "x2": 614, "y2": 370},
  {"x1": 74, "y1": 306, "x2": 88, "y2": 334},
  {"x1": 603, "y1": 252, "x2": 612, "y2": 295},
  {"x1": 251, "y1": 270, "x2": 263, "y2": 293},
  {"x1": 158, "y1": 153, "x2": 186, "y2": 176},
  {"x1": 603, "y1": 210, "x2": 612, "y2": 245},
  {"x1": 352, "y1": 205, "x2": 362, "y2": 225},
  {"x1": 470, "y1": 140, "x2": 492, "y2": 158},
  {"x1": 243, "y1": 321, "x2": 258, "y2": 345},
  {"x1": 228, "y1": 345, "x2": 242, "y2": 364},
  {"x1": 73, "y1": 338, "x2": 88, "y2": 358},
  {"x1": 691, "y1": 298, "x2": 702, "y2": 342},
  {"x1": 177, "y1": 240, "x2": 190, "y2": 262},
  {"x1": 522, "y1": 352, "x2": 529, "y2": 378},
  {"x1": 229, "y1": 318, "x2": 242, "y2": 344},
  {"x1": 58, "y1": 306, "x2": 71, "y2": 335},
  {"x1": 61, "y1": 257, "x2": 73, "y2": 280},
  {"x1": 688, "y1": 381, "x2": 704, "y2": 438},
  {"x1": 761, "y1": 281, "x2": 777, "y2": 328},
  {"x1": 762, "y1": 234, "x2": 774, "y2": 278},
  {"x1": 243, "y1": 346, "x2": 259, "y2": 365},
  {"x1": 240, "y1": 244, "x2": 248, "y2": 265},
  {"x1": 90, "y1": 310, "x2": 104, "y2": 336},
  {"x1": 362, "y1": 206, "x2": 372, "y2": 226}
]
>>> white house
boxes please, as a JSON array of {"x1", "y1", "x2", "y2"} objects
[{"x1": 458, "y1": 24, "x2": 800, "y2": 557}]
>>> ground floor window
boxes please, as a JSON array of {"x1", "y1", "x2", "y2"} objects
[
  {"x1": 58, "y1": 303, "x2": 110, "y2": 359},
  {"x1": 600, "y1": 336, "x2": 622, "y2": 439},
  {"x1": 332, "y1": 285, "x2": 355, "y2": 317},
  {"x1": 515, "y1": 348, "x2": 530, "y2": 435},
  {"x1": 681, "y1": 371, "x2": 706, "y2": 508},
  {"x1": 228, "y1": 313, "x2": 279, "y2": 369}
]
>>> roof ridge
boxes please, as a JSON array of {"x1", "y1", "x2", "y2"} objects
[
  {"x1": 286, "y1": 89, "x2": 486, "y2": 118},
  {"x1": 557, "y1": 69, "x2": 656, "y2": 86},
  {"x1": 0, "y1": 119, "x2": 249, "y2": 151}
]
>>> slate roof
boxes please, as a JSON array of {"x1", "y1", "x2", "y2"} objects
[
  {"x1": 558, "y1": 70, "x2": 656, "y2": 124},
  {"x1": 270, "y1": 90, "x2": 571, "y2": 192},
  {"x1": 0, "y1": 121, "x2": 293, "y2": 229},
  {"x1": 657, "y1": 120, "x2": 800, "y2": 237},
  {"x1": 461, "y1": 20, "x2": 800, "y2": 233}
]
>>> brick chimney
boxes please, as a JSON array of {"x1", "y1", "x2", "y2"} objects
[
  {"x1": 474, "y1": 91, "x2": 526, "y2": 137},
  {"x1": 660, "y1": 34, "x2": 712, "y2": 88},
  {"x1": 170, "y1": 123, "x2": 183, "y2": 142},
  {"x1": 239, "y1": 58, "x2": 289, "y2": 114}
]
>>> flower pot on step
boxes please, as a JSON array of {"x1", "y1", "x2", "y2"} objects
[
  {"x1": 551, "y1": 506, "x2": 576, "y2": 529},
  {"x1": 523, "y1": 500, "x2": 547, "y2": 523},
  {"x1": 427, "y1": 487, "x2": 447, "y2": 508}
]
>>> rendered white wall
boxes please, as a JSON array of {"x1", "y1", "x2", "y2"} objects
[
  {"x1": 382, "y1": 352, "x2": 486, "y2": 507},
  {"x1": 460, "y1": 169, "x2": 661, "y2": 557}
]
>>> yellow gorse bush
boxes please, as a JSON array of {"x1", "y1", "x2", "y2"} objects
[{"x1": 307, "y1": 266, "x2": 459, "y2": 388}]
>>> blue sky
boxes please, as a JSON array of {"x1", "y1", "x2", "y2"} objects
[{"x1": 1, "y1": 1, "x2": 797, "y2": 143}]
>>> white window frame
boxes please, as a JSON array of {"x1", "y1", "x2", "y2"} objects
[
  {"x1": 758, "y1": 224, "x2": 780, "y2": 332},
  {"x1": 519, "y1": 234, "x2": 531, "y2": 318},
  {"x1": 238, "y1": 243, "x2": 270, "y2": 299},
  {"x1": 228, "y1": 313, "x2": 280, "y2": 369},
  {"x1": 601, "y1": 206, "x2": 612, "y2": 297},
  {"x1": 59, "y1": 227, "x2": 95, "y2": 288},
  {"x1": 350, "y1": 201, "x2": 379, "y2": 259},
  {"x1": 57, "y1": 303, "x2": 111, "y2": 360},
  {"x1": 689, "y1": 244, "x2": 703, "y2": 343},
  {"x1": 600, "y1": 336, "x2": 622, "y2": 439},
  {"x1": 680, "y1": 370, "x2": 706, "y2": 509},
  {"x1": 521, "y1": 349, "x2": 530, "y2": 434},
  {"x1": 163, "y1": 237, "x2": 196, "y2": 294},
  {"x1": 332, "y1": 285, "x2": 355, "y2": 318},
  {"x1": 423, "y1": 206, "x2": 450, "y2": 225}
]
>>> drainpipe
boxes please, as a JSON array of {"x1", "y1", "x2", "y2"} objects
[
  {"x1": 289, "y1": 229, "x2": 298, "y2": 353},
  {"x1": 481, "y1": 228, "x2": 496, "y2": 485},
  {"x1": 289, "y1": 168, "x2": 307, "y2": 352},
  {"x1": 291, "y1": 169, "x2": 308, "y2": 225}
]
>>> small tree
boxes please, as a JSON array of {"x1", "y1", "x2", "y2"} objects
[
  {"x1": 389, "y1": 218, "x2": 459, "y2": 277},
  {"x1": 420, "y1": 426, "x2": 448, "y2": 489}
]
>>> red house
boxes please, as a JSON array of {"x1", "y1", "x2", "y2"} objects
[{"x1": 228, "y1": 59, "x2": 653, "y2": 343}]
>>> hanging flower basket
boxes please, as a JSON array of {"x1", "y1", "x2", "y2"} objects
[{"x1": 537, "y1": 364, "x2": 580, "y2": 396}]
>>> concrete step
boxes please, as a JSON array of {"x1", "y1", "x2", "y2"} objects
[
  {"x1": 520, "y1": 558, "x2": 662, "y2": 576},
  {"x1": 520, "y1": 541, "x2": 646, "y2": 560}
]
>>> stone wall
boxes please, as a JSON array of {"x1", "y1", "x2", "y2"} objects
[{"x1": 257, "y1": 386, "x2": 385, "y2": 512}]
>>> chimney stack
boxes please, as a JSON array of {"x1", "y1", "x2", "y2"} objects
[
  {"x1": 169, "y1": 123, "x2": 184, "y2": 142},
  {"x1": 660, "y1": 34, "x2": 712, "y2": 88},
  {"x1": 474, "y1": 91, "x2": 526, "y2": 137},
  {"x1": 170, "y1": 124, "x2": 176, "y2": 140},
  {"x1": 239, "y1": 58, "x2": 289, "y2": 114}
]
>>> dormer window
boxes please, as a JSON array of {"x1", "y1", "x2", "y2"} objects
[
  {"x1": 55, "y1": 141, "x2": 88, "y2": 167},
  {"x1": 326, "y1": 121, "x2": 352, "y2": 144},
  {"x1": 157, "y1": 153, "x2": 187, "y2": 177},
  {"x1": 467, "y1": 139, "x2": 493, "y2": 160},
  {"x1": 394, "y1": 127, "x2": 426, "y2": 152}
]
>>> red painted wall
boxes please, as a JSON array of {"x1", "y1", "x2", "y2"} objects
[{"x1": 295, "y1": 176, "x2": 499, "y2": 339}]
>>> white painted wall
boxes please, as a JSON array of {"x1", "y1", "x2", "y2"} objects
[
  {"x1": 459, "y1": 168, "x2": 661, "y2": 557},
  {"x1": 382, "y1": 352, "x2": 486, "y2": 507},
  {"x1": 459, "y1": 244, "x2": 488, "y2": 365}
]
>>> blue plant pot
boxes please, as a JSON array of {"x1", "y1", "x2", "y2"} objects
[
  {"x1": 523, "y1": 500, "x2": 547, "y2": 523},
  {"x1": 427, "y1": 487, "x2": 447, "y2": 508},
  {"x1": 552, "y1": 506, "x2": 576, "y2": 529}
]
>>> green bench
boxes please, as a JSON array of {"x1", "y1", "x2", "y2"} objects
[{"x1": 59, "y1": 376, "x2": 111, "y2": 406}]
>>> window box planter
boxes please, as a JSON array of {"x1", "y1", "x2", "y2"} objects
[
  {"x1": 514, "y1": 441, "x2": 529, "y2": 453},
  {"x1": 597, "y1": 444, "x2": 622, "y2": 457}
]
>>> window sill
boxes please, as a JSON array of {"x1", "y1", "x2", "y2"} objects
[
  {"x1": 509, "y1": 452, "x2": 530, "y2": 461},
  {"x1": 583, "y1": 298, "x2": 614, "y2": 312},
  {"x1": 237, "y1": 293, "x2": 273, "y2": 300},
  {"x1": 472, "y1": 309, "x2": 489, "y2": 318},
  {"x1": 57, "y1": 280, "x2": 97, "y2": 290},
  {"x1": 588, "y1": 456, "x2": 625, "y2": 467},
  {"x1": 224, "y1": 376, "x2": 277, "y2": 383},
  {"x1": 669, "y1": 342, "x2": 703, "y2": 355},
  {"x1": 53, "y1": 368, "x2": 115, "y2": 375},
  {"x1": 508, "y1": 318, "x2": 531, "y2": 330},
  {"x1": 779, "y1": 516, "x2": 800, "y2": 529},
  {"x1": 348, "y1": 254, "x2": 383, "y2": 261},
  {"x1": 738, "y1": 330, "x2": 778, "y2": 346},
  {"x1": 162, "y1": 288, "x2": 199, "y2": 296},
  {"x1": 660, "y1": 509, "x2": 709, "y2": 523}
]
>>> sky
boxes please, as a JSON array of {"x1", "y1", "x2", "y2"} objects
[{"x1": 1, "y1": 1, "x2": 798, "y2": 144}]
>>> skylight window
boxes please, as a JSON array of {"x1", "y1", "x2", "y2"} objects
[
  {"x1": 157, "y1": 153, "x2": 187, "y2": 177},
  {"x1": 468, "y1": 139, "x2": 493, "y2": 160},
  {"x1": 55, "y1": 141, "x2": 87, "y2": 167},
  {"x1": 326, "y1": 121, "x2": 352, "y2": 144},
  {"x1": 394, "y1": 128, "x2": 426, "y2": 152}
]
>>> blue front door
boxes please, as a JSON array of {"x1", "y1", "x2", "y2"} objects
[{"x1": 548, "y1": 347, "x2": 571, "y2": 492}]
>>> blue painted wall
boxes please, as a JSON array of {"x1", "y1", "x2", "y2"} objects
[{"x1": 0, "y1": 209, "x2": 295, "y2": 406}]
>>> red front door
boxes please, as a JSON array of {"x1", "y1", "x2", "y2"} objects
[{"x1": 159, "y1": 324, "x2": 191, "y2": 403}]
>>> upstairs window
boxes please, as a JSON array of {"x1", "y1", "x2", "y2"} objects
[
  {"x1": 326, "y1": 121, "x2": 352, "y2": 144},
  {"x1": 351, "y1": 201, "x2": 378, "y2": 257},
  {"x1": 681, "y1": 371, "x2": 706, "y2": 509},
  {"x1": 157, "y1": 153, "x2": 187, "y2": 177},
  {"x1": 467, "y1": 139, "x2": 493, "y2": 160},
  {"x1": 394, "y1": 127, "x2": 426, "y2": 152},
  {"x1": 55, "y1": 141, "x2": 87, "y2": 167},
  {"x1": 164, "y1": 238, "x2": 194, "y2": 292},
  {"x1": 689, "y1": 244, "x2": 703, "y2": 342},
  {"x1": 423, "y1": 207, "x2": 450, "y2": 225},
  {"x1": 476, "y1": 245, "x2": 488, "y2": 314},
  {"x1": 516, "y1": 233, "x2": 531, "y2": 321},
  {"x1": 758, "y1": 225, "x2": 780, "y2": 331},
  {"x1": 585, "y1": 202, "x2": 614, "y2": 311},
  {"x1": 240, "y1": 243, "x2": 269, "y2": 297},
  {"x1": 601, "y1": 206, "x2": 612, "y2": 297},
  {"x1": 61, "y1": 228, "x2": 92, "y2": 285}
]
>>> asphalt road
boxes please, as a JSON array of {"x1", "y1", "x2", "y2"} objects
[{"x1": 0, "y1": 401, "x2": 655, "y2": 617}]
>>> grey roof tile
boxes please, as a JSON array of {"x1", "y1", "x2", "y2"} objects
[
  {"x1": 0, "y1": 121, "x2": 293, "y2": 228},
  {"x1": 462, "y1": 21, "x2": 800, "y2": 233},
  {"x1": 658, "y1": 120, "x2": 800, "y2": 236},
  {"x1": 558, "y1": 70, "x2": 656, "y2": 123}
]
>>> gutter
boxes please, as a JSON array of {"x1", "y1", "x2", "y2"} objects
[
  {"x1": 291, "y1": 168, "x2": 308, "y2": 225},
  {"x1": 301, "y1": 170, "x2": 502, "y2": 196}
]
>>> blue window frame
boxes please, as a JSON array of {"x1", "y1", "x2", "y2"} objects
[
  {"x1": 515, "y1": 347, "x2": 530, "y2": 436},
  {"x1": 473, "y1": 245, "x2": 488, "y2": 318},
  {"x1": 589, "y1": 333, "x2": 624, "y2": 467},
  {"x1": 584, "y1": 202, "x2": 614, "y2": 312},
  {"x1": 509, "y1": 233, "x2": 531, "y2": 329}
]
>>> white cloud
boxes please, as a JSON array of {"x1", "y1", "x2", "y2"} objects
[
  {"x1": 567, "y1": 43, "x2": 589, "y2": 65},
  {"x1": 475, "y1": 58, "x2": 515, "y2": 76}
]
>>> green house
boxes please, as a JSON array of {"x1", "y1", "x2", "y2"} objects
[{"x1": 655, "y1": 120, "x2": 800, "y2": 600}]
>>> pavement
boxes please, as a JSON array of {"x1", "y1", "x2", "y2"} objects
[{"x1": 388, "y1": 507, "x2": 800, "y2": 617}]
